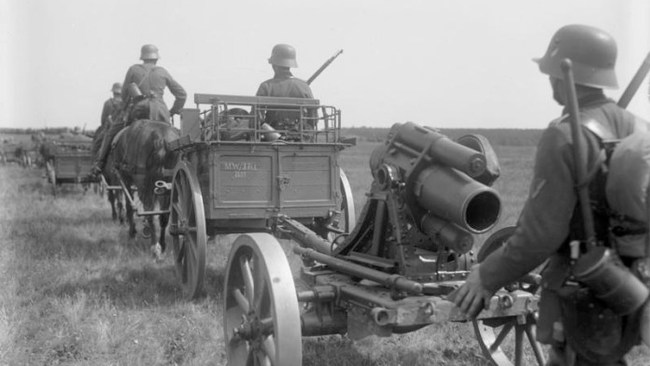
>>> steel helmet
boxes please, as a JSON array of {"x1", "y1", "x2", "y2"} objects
[
  {"x1": 111, "y1": 82, "x2": 122, "y2": 94},
  {"x1": 268, "y1": 44, "x2": 298, "y2": 68},
  {"x1": 140, "y1": 44, "x2": 159, "y2": 60},
  {"x1": 534, "y1": 24, "x2": 618, "y2": 89}
]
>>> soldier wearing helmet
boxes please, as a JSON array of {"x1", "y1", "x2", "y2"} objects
[
  {"x1": 452, "y1": 25, "x2": 649, "y2": 365},
  {"x1": 100, "y1": 82, "x2": 124, "y2": 129},
  {"x1": 255, "y1": 44, "x2": 316, "y2": 134},
  {"x1": 92, "y1": 44, "x2": 186, "y2": 175},
  {"x1": 123, "y1": 44, "x2": 187, "y2": 123}
]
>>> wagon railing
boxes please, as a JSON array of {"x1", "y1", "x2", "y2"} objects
[{"x1": 179, "y1": 94, "x2": 344, "y2": 145}]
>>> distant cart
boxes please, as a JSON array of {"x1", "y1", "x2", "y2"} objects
[{"x1": 42, "y1": 140, "x2": 98, "y2": 195}]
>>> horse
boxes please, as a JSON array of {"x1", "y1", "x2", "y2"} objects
[
  {"x1": 92, "y1": 124, "x2": 125, "y2": 223},
  {"x1": 110, "y1": 119, "x2": 180, "y2": 258}
]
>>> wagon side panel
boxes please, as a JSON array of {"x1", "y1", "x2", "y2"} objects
[{"x1": 277, "y1": 145, "x2": 340, "y2": 219}]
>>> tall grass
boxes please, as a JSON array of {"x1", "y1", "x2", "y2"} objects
[{"x1": 1, "y1": 140, "x2": 649, "y2": 366}]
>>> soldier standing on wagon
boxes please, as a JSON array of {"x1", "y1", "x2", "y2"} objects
[
  {"x1": 92, "y1": 44, "x2": 186, "y2": 175},
  {"x1": 255, "y1": 44, "x2": 317, "y2": 132},
  {"x1": 451, "y1": 24, "x2": 650, "y2": 365}
]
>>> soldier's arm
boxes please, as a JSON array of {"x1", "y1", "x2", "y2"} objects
[
  {"x1": 479, "y1": 126, "x2": 577, "y2": 292},
  {"x1": 165, "y1": 70, "x2": 186, "y2": 115},
  {"x1": 121, "y1": 66, "x2": 136, "y2": 101}
]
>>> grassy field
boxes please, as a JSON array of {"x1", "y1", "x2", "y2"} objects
[{"x1": 1, "y1": 140, "x2": 649, "y2": 365}]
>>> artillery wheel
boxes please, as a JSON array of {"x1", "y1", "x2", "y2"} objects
[
  {"x1": 169, "y1": 163, "x2": 206, "y2": 300},
  {"x1": 474, "y1": 314, "x2": 546, "y2": 366},
  {"x1": 473, "y1": 225, "x2": 546, "y2": 366},
  {"x1": 224, "y1": 233, "x2": 302, "y2": 366}
]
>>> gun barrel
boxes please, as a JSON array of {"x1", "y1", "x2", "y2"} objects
[
  {"x1": 388, "y1": 122, "x2": 486, "y2": 178},
  {"x1": 415, "y1": 165, "x2": 500, "y2": 233}
]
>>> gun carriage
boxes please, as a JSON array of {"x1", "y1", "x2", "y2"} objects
[{"x1": 219, "y1": 121, "x2": 545, "y2": 365}]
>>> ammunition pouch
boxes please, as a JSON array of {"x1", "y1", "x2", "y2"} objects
[{"x1": 559, "y1": 286, "x2": 641, "y2": 363}]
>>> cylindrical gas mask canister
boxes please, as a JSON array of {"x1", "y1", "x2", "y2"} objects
[{"x1": 573, "y1": 247, "x2": 649, "y2": 315}]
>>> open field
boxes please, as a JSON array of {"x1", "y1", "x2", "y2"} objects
[{"x1": 1, "y1": 140, "x2": 649, "y2": 365}]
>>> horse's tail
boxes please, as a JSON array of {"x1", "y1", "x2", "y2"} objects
[{"x1": 151, "y1": 125, "x2": 179, "y2": 171}]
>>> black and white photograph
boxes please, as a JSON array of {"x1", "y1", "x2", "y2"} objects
[{"x1": 1, "y1": 0, "x2": 650, "y2": 365}]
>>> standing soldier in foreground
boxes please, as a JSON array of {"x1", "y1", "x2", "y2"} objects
[
  {"x1": 92, "y1": 44, "x2": 186, "y2": 175},
  {"x1": 100, "y1": 82, "x2": 124, "y2": 129},
  {"x1": 255, "y1": 43, "x2": 316, "y2": 131},
  {"x1": 451, "y1": 24, "x2": 649, "y2": 365}
]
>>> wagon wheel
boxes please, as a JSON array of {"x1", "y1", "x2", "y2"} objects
[
  {"x1": 338, "y1": 168, "x2": 356, "y2": 235},
  {"x1": 46, "y1": 160, "x2": 57, "y2": 196},
  {"x1": 224, "y1": 233, "x2": 302, "y2": 366},
  {"x1": 169, "y1": 163, "x2": 206, "y2": 300},
  {"x1": 313, "y1": 168, "x2": 356, "y2": 244},
  {"x1": 472, "y1": 226, "x2": 546, "y2": 366}
]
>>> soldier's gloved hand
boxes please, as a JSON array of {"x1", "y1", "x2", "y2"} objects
[{"x1": 449, "y1": 264, "x2": 494, "y2": 318}]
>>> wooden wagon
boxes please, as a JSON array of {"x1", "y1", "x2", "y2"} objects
[
  {"x1": 166, "y1": 94, "x2": 356, "y2": 299},
  {"x1": 43, "y1": 140, "x2": 98, "y2": 195}
]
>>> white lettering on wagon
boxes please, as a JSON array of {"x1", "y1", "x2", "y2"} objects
[{"x1": 221, "y1": 161, "x2": 259, "y2": 178}]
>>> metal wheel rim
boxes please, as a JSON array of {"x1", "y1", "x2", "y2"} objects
[
  {"x1": 224, "y1": 233, "x2": 302, "y2": 366},
  {"x1": 339, "y1": 168, "x2": 356, "y2": 233},
  {"x1": 473, "y1": 315, "x2": 546, "y2": 366},
  {"x1": 170, "y1": 163, "x2": 207, "y2": 300}
]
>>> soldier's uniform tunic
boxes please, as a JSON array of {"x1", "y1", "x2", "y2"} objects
[
  {"x1": 122, "y1": 63, "x2": 186, "y2": 123},
  {"x1": 100, "y1": 96, "x2": 124, "y2": 128},
  {"x1": 255, "y1": 68, "x2": 314, "y2": 129},
  {"x1": 479, "y1": 92, "x2": 647, "y2": 365}
]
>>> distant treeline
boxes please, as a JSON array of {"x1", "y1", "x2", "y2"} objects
[
  {"x1": 341, "y1": 127, "x2": 544, "y2": 147},
  {"x1": 0, "y1": 127, "x2": 74, "y2": 135},
  {"x1": 2, "y1": 126, "x2": 544, "y2": 147}
]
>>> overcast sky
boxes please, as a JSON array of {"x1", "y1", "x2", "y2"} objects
[{"x1": 1, "y1": 0, "x2": 649, "y2": 130}]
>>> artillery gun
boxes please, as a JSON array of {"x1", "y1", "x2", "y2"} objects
[{"x1": 224, "y1": 122, "x2": 545, "y2": 365}]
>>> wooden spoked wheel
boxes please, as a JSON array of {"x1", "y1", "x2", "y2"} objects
[
  {"x1": 224, "y1": 233, "x2": 302, "y2": 366},
  {"x1": 474, "y1": 314, "x2": 546, "y2": 366},
  {"x1": 338, "y1": 168, "x2": 356, "y2": 235},
  {"x1": 169, "y1": 164, "x2": 206, "y2": 300},
  {"x1": 473, "y1": 226, "x2": 546, "y2": 366}
]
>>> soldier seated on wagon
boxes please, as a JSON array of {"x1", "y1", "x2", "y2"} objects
[{"x1": 255, "y1": 43, "x2": 317, "y2": 141}]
